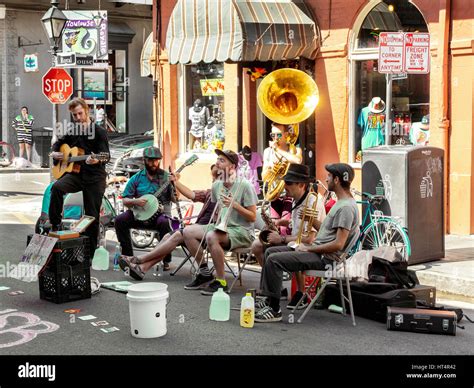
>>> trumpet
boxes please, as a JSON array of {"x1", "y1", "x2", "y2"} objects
[
  {"x1": 287, "y1": 190, "x2": 320, "y2": 249},
  {"x1": 214, "y1": 178, "x2": 245, "y2": 233}
]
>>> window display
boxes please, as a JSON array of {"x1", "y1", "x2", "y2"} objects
[{"x1": 184, "y1": 63, "x2": 225, "y2": 152}]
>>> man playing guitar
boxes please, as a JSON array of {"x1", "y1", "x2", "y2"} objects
[
  {"x1": 49, "y1": 98, "x2": 110, "y2": 251},
  {"x1": 114, "y1": 146, "x2": 175, "y2": 262}
]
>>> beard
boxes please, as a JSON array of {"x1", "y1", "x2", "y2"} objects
[{"x1": 145, "y1": 163, "x2": 159, "y2": 175}]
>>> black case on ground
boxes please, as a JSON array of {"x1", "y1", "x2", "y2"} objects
[
  {"x1": 324, "y1": 282, "x2": 416, "y2": 322},
  {"x1": 409, "y1": 284, "x2": 436, "y2": 307},
  {"x1": 387, "y1": 307, "x2": 457, "y2": 336}
]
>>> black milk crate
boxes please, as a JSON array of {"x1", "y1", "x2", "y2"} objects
[{"x1": 30, "y1": 235, "x2": 92, "y2": 304}]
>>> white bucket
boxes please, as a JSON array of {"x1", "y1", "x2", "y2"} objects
[{"x1": 126, "y1": 282, "x2": 169, "y2": 338}]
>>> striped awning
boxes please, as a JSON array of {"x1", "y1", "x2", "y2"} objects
[
  {"x1": 140, "y1": 32, "x2": 156, "y2": 77},
  {"x1": 166, "y1": 0, "x2": 319, "y2": 65}
]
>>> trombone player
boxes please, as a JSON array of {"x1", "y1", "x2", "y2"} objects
[
  {"x1": 183, "y1": 149, "x2": 258, "y2": 295},
  {"x1": 252, "y1": 164, "x2": 326, "y2": 309}
]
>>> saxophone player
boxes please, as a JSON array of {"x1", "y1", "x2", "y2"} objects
[
  {"x1": 183, "y1": 150, "x2": 258, "y2": 295},
  {"x1": 252, "y1": 164, "x2": 326, "y2": 309}
]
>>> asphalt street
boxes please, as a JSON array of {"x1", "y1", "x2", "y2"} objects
[{"x1": 0, "y1": 172, "x2": 473, "y2": 355}]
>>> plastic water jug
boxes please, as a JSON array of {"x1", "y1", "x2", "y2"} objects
[
  {"x1": 92, "y1": 240, "x2": 109, "y2": 270},
  {"x1": 240, "y1": 293, "x2": 255, "y2": 328},
  {"x1": 209, "y1": 287, "x2": 230, "y2": 321}
]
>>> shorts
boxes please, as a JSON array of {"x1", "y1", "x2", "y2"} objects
[{"x1": 201, "y1": 223, "x2": 255, "y2": 251}]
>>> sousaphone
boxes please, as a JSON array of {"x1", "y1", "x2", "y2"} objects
[{"x1": 257, "y1": 68, "x2": 319, "y2": 202}]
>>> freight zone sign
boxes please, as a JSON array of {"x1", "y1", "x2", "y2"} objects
[
  {"x1": 378, "y1": 32, "x2": 404, "y2": 73},
  {"x1": 404, "y1": 32, "x2": 430, "y2": 74},
  {"x1": 378, "y1": 32, "x2": 430, "y2": 74}
]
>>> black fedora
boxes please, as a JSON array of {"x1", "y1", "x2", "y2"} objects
[{"x1": 283, "y1": 164, "x2": 314, "y2": 183}]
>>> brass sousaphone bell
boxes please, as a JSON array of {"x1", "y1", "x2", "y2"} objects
[{"x1": 257, "y1": 68, "x2": 319, "y2": 202}]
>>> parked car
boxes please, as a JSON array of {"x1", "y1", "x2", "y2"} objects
[{"x1": 107, "y1": 130, "x2": 154, "y2": 176}]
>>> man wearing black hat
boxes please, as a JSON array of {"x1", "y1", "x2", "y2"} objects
[
  {"x1": 183, "y1": 149, "x2": 258, "y2": 294},
  {"x1": 255, "y1": 163, "x2": 360, "y2": 323},
  {"x1": 114, "y1": 146, "x2": 174, "y2": 275},
  {"x1": 252, "y1": 163, "x2": 326, "y2": 309}
]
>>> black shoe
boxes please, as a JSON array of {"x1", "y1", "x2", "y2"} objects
[
  {"x1": 184, "y1": 273, "x2": 214, "y2": 290},
  {"x1": 287, "y1": 291, "x2": 309, "y2": 311},
  {"x1": 280, "y1": 288, "x2": 288, "y2": 300},
  {"x1": 200, "y1": 280, "x2": 228, "y2": 295}
]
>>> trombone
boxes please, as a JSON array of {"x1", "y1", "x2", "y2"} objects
[{"x1": 214, "y1": 178, "x2": 245, "y2": 233}]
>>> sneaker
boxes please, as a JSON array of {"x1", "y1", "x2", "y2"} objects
[
  {"x1": 184, "y1": 273, "x2": 214, "y2": 290},
  {"x1": 200, "y1": 280, "x2": 228, "y2": 295},
  {"x1": 163, "y1": 262, "x2": 170, "y2": 271},
  {"x1": 287, "y1": 291, "x2": 309, "y2": 311},
  {"x1": 280, "y1": 288, "x2": 288, "y2": 300},
  {"x1": 255, "y1": 306, "x2": 282, "y2": 323},
  {"x1": 255, "y1": 297, "x2": 269, "y2": 310}
]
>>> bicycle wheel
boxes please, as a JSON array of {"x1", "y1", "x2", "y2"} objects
[
  {"x1": 358, "y1": 219, "x2": 411, "y2": 260},
  {"x1": 131, "y1": 229, "x2": 156, "y2": 248}
]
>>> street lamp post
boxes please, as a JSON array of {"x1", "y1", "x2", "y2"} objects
[{"x1": 41, "y1": 0, "x2": 67, "y2": 161}]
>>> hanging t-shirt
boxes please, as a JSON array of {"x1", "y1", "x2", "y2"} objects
[
  {"x1": 358, "y1": 106, "x2": 385, "y2": 150},
  {"x1": 189, "y1": 106, "x2": 209, "y2": 137}
]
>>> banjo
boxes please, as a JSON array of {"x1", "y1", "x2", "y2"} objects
[{"x1": 131, "y1": 154, "x2": 199, "y2": 222}]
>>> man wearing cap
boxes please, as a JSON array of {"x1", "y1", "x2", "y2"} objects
[
  {"x1": 183, "y1": 149, "x2": 258, "y2": 294},
  {"x1": 252, "y1": 163, "x2": 326, "y2": 310},
  {"x1": 255, "y1": 163, "x2": 360, "y2": 323},
  {"x1": 114, "y1": 146, "x2": 175, "y2": 265}
]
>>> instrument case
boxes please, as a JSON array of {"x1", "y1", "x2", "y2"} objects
[{"x1": 387, "y1": 307, "x2": 457, "y2": 336}]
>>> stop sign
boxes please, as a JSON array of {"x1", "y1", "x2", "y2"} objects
[{"x1": 42, "y1": 67, "x2": 73, "y2": 104}]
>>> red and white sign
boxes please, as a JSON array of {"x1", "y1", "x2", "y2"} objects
[
  {"x1": 404, "y1": 32, "x2": 430, "y2": 74},
  {"x1": 378, "y1": 32, "x2": 404, "y2": 74},
  {"x1": 42, "y1": 67, "x2": 73, "y2": 104}
]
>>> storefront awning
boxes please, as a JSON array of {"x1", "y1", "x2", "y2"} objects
[
  {"x1": 141, "y1": 32, "x2": 156, "y2": 77},
  {"x1": 166, "y1": 0, "x2": 319, "y2": 65}
]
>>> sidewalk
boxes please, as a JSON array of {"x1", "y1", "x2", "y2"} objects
[
  {"x1": 411, "y1": 235, "x2": 474, "y2": 299},
  {"x1": 0, "y1": 166, "x2": 49, "y2": 174}
]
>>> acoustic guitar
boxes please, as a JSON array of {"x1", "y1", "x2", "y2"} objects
[
  {"x1": 52, "y1": 144, "x2": 109, "y2": 180},
  {"x1": 131, "y1": 154, "x2": 199, "y2": 222}
]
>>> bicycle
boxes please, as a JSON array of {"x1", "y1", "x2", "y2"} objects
[{"x1": 352, "y1": 189, "x2": 411, "y2": 260}]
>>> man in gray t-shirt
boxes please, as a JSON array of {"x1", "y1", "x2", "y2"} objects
[{"x1": 255, "y1": 163, "x2": 360, "y2": 323}]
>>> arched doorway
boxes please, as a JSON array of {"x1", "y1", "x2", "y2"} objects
[{"x1": 349, "y1": 0, "x2": 430, "y2": 163}]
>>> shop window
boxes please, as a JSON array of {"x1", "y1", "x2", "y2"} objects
[
  {"x1": 181, "y1": 63, "x2": 225, "y2": 153},
  {"x1": 350, "y1": 0, "x2": 429, "y2": 163}
]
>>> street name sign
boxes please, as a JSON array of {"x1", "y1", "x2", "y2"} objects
[
  {"x1": 56, "y1": 53, "x2": 76, "y2": 66},
  {"x1": 404, "y1": 32, "x2": 430, "y2": 74},
  {"x1": 42, "y1": 67, "x2": 73, "y2": 104},
  {"x1": 378, "y1": 32, "x2": 404, "y2": 74}
]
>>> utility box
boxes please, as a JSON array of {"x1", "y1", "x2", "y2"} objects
[
  {"x1": 362, "y1": 146, "x2": 444, "y2": 265},
  {"x1": 32, "y1": 127, "x2": 53, "y2": 167}
]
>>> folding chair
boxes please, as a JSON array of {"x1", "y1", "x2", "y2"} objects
[
  {"x1": 294, "y1": 230, "x2": 360, "y2": 326},
  {"x1": 228, "y1": 247, "x2": 252, "y2": 293}
]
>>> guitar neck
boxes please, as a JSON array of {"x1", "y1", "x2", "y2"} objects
[
  {"x1": 153, "y1": 163, "x2": 188, "y2": 199},
  {"x1": 68, "y1": 155, "x2": 90, "y2": 163}
]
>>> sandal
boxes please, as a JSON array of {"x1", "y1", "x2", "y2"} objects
[
  {"x1": 118, "y1": 255, "x2": 140, "y2": 272},
  {"x1": 128, "y1": 262, "x2": 145, "y2": 281}
]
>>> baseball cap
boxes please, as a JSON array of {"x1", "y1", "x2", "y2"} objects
[
  {"x1": 215, "y1": 149, "x2": 239, "y2": 167},
  {"x1": 143, "y1": 146, "x2": 162, "y2": 159},
  {"x1": 325, "y1": 163, "x2": 355, "y2": 185}
]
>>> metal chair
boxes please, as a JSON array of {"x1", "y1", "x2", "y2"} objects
[
  {"x1": 228, "y1": 247, "x2": 253, "y2": 293},
  {"x1": 293, "y1": 230, "x2": 361, "y2": 326}
]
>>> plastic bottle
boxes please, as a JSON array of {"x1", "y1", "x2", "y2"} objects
[
  {"x1": 113, "y1": 244, "x2": 121, "y2": 271},
  {"x1": 240, "y1": 293, "x2": 255, "y2": 328},
  {"x1": 156, "y1": 261, "x2": 164, "y2": 277},
  {"x1": 209, "y1": 287, "x2": 230, "y2": 321},
  {"x1": 92, "y1": 239, "x2": 109, "y2": 271}
]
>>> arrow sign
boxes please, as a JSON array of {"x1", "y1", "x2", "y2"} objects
[
  {"x1": 404, "y1": 32, "x2": 430, "y2": 74},
  {"x1": 378, "y1": 32, "x2": 404, "y2": 74}
]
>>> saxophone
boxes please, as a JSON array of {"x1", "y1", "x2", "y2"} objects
[{"x1": 258, "y1": 201, "x2": 279, "y2": 246}]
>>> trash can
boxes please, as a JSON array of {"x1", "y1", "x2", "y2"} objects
[
  {"x1": 362, "y1": 145, "x2": 444, "y2": 265},
  {"x1": 32, "y1": 127, "x2": 53, "y2": 167}
]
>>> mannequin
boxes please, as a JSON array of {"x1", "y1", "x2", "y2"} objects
[
  {"x1": 188, "y1": 99, "x2": 209, "y2": 150},
  {"x1": 211, "y1": 124, "x2": 225, "y2": 150},
  {"x1": 358, "y1": 97, "x2": 386, "y2": 151},
  {"x1": 202, "y1": 118, "x2": 217, "y2": 150}
]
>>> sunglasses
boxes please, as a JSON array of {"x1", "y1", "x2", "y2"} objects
[{"x1": 270, "y1": 133, "x2": 283, "y2": 139}]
